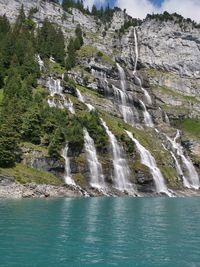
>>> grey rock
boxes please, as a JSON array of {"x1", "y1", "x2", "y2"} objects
[
  {"x1": 0, "y1": 183, "x2": 82, "y2": 199},
  {"x1": 139, "y1": 19, "x2": 200, "y2": 79},
  {"x1": 0, "y1": 175, "x2": 15, "y2": 186}
]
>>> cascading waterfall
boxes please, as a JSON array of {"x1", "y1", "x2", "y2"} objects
[
  {"x1": 139, "y1": 100, "x2": 154, "y2": 127},
  {"x1": 133, "y1": 27, "x2": 139, "y2": 74},
  {"x1": 159, "y1": 107, "x2": 170, "y2": 124},
  {"x1": 134, "y1": 76, "x2": 152, "y2": 105},
  {"x1": 112, "y1": 85, "x2": 138, "y2": 126},
  {"x1": 101, "y1": 119, "x2": 135, "y2": 194},
  {"x1": 116, "y1": 63, "x2": 128, "y2": 92},
  {"x1": 83, "y1": 128, "x2": 107, "y2": 192},
  {"x1": 133, "y1": 28, "x2": 153, "y2": 123},
  {"x1": 62, "y1": 144, "x2": 89, "y2": 197},
  {"x1": 170, "y1": 151, "x2": 184, "y2": 181},
  {"x1": 63, "y1": 97, "x2": 75, "y2": 114},
  {"x1": 142, "y1": 87, "x2": 152, "y2": 105},
  {"x1": 164, "y1": 112, "x2": 170, "y2": 124},
  {"x1": 166, "y1": 131, "x2": 200, "y2": 189},
  {"x1": 36, "y1": 54, "x2": 44, "y2": 71},
  {"x1": 61, "y1": 144, "x2": 76, "y2": 186},
  {"x1": 47, "y1": 77, "x2": 75, "y2": 114},
  {"x1": 116, "y1": 63, "x2": 139, "y2": 126},
  {"x1": 76, "y1": 88, "x2": 95, "y2": 111},
  {"x1": 126, "y1": 130, "x2": 172, "y2": 196}
]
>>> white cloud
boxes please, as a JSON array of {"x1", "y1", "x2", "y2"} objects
[
  {"x1": 161, "y1": 0, "x2": 200, "y2": 22},
  {"x1": 116, "y1": 0, "x2": 200, "y2": 22},
  {"x1": 116, "y1": 0, "x2": 155, "y2": 19},
  {"x1": 84, "y1": 0, "x2": 106, "y2": 10}
]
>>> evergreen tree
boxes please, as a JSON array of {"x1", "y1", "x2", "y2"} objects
[
  {"x1": 62, "y1": 0, "x2": 74, "y2": 11},
  {"x1": 65, "y1": 38, "x2": 76, "y2": 70},
  {"x1": 0, "y1": 122, "x2": 18, "y2": 167},
  {"x1": 37, "y1": 19, "x2": 65, "y2": 65},
  {"x1": 75, "y1": 24, "x2": 83, "y2": 47},
  {"x1": 48, "y1": 128, "x2": 65, "y2": 159},
  {"x1": 65, "y1": 25, "x2": 84, "y2": 70},
  {"x1": 21, "y1": 106, "x2": 42, "y2": 144},
  {"x1": 92, "y1": 5, "x2": 97, "y2": 16},
  {"x1": 13, "y1": 5, "x2": 26, "y2": 33}
]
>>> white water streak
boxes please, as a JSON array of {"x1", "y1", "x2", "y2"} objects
[
  {"x1": 167, "y1": 131, "x2": 200, "y2": 189},
  {"x1": 101, "y1": 119, "x2": 135, "y2": 194},
  {"x1": 126, "y1": 130, "x2": 172, "y2": 196},
  {"x1": 133, "y1": 28, "x2": 153, "y2": 123},
  {"x1": 76, "y1": 89, "x2": 95, "y2": 111},
  {"x1": 47, "y1": 77, "x2": 75, "y2": 114},
  {"x1": 83, "y1": 128, "x2": 106, "y2": 192}
]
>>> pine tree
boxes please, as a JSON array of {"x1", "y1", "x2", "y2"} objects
[
  {"x1": 75, "y1": 24, "x2": 83, "y2": 47},
  {"x1": 65, "y1": 38, "x2": 76, "y2": 70},
  {"x1": 0, "y1": 121, "x2": 19, "y2": 168},
  {"x1": 21, "y1": 106, "x2": 42, "y2": 144},
  {"x1": 62, "y1": 0, "x2": 74, "y2": 11},
  {"x1": 48, "y1": 128, "x2": 65, "y2": 159},
  {"x1": 37, "y1": 19, "x2": 65, "y2": 65},
  {"x1": 14, "y1": 5, "x2": 26, "y2": 33}
]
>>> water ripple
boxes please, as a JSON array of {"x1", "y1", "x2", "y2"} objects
[{"x1": 0, "y1": 197, "x2": 200, "y2": 267}]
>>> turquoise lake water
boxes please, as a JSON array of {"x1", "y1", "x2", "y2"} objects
[{"x1": 0, "y1": 197, "x2": 200, "y2": 267}]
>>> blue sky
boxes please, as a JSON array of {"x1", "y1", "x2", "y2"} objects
[{"x1": 106, "y1": 0, "x2": 163, "y2": 8}]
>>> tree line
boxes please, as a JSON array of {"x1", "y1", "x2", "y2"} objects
[{"x1": 0, "y1": 6, "x2": 84, "y2": 168}]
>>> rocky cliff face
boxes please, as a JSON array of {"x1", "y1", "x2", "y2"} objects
[
  {"x1": 0, "y1": 0, "x2": 98, "y2": 36},
  {"x1": 1, "y1": 0, "x2": 200, "y2": 197}
]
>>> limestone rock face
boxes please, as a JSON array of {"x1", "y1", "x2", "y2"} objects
[
  {"x1": 138, "y1": 19, "x2": 200, "y2": 78},
  {"x1": 0, "y1": 0, "x2": 97, "y2": 37},
  {"x1": 21, "y1": 146, "x2": 64, "y2": 176}
]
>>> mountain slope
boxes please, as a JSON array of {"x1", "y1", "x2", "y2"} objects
[{"x1": 0, "y1": 0, "x2": 200, "y2": 197}]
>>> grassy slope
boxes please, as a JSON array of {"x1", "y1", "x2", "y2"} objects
[
  {"x1": 0, "y1": 164, "x2": 62, "y2": 185},
  {"x1": 174, "y1": 119, "x2": 200, "y2": 141}
]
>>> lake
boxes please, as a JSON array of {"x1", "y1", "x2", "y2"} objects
[{"x1": 0, "y1": 197, "x2": 200, "y2": 267}]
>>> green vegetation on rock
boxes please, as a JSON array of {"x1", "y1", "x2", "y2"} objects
[
  {"x1": 173, "y1": 119, "x2": 200, "y2": 141},
  {"x1": 77, "y1": 45, "x2": 115, "y2": 65},
  {"x1": 0, "y1": 164, "x2": 62, "y2": 185}
]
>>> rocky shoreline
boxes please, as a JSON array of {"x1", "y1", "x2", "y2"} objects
[
  {"x1": 1, "y1": 180, "x2": 200, "y2": 199},
  {"x1": 0, "y1": 175, "x2": 82, "y2": 199}
]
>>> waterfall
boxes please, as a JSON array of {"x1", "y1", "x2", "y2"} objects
[
  {"x1": 76, "y1": 88, "x2": 85, "y2": 102},
  {"x1": 101, "y1": 119, "x2": 135, "y2": 194},
  {"x1": 112, "y1": 85, "x2": 138, "y2": 126},
  {"x1": 36, "y1": 54, "x2": 44, "y2": 71},
  {"x1": 47, "y1": 77, "x2": 75, "y2": 114},
  {"x1": 62, "y1": 144, "x2": 89, "y2": 197},
  {"x1": 116, "y1": 64, "x2": 139, "y2": 126},
  {"x1": 164, "y1": 112, "x2": 170, "y2": 124},
  {"x1": 166, "y1": 131, "x2": 200, "y2": 189},
  {"x1": 47, "y1": 98, "x2": 56, "y2": 108},
  {"x1": 47, "y1": 78, "x2": 62, "y2": 97},
  {"x1": 134, "y1": 75, "x2": 152, "y2": 105},
  {"x1": 133, "y1": 27, "x2": 153, "y2": 122},
  {"x1": 76, "y1": 89, "x2": 95, "y2": 111},
  {"x1": 142, "y1": 88, "x2": 152, "y2": 105},
  {"x1": 133, "y1": 27, "x2": 138, "y2": 74},
  {"x1": 63, "y1": 97, "x2": 75, "y2": 114},
  {"x1": 83, "y1": 128, "x2": 106, "y2": 191},
  {"x1": 126, "y1": 130, "x2": 172, "y2": 196},
  {"x1": 61, "y1": 144, "x2": 76, "y2": 186},
  {"x1": 159, "y1": 107, "x2": 170, "y2": 124},
  {"x1": 116, "y1": 63, "x2": 128, "y2": 92},
  {"x1": 170, "y1": 152, "x2": 184, "y2": 181},
  {"x1": 139, "y1": 100, "x2": 154, "y2": 127}
]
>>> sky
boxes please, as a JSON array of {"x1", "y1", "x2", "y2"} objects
[{"x1": 84, "y1": 0, "x2": 200, "y2": 23}]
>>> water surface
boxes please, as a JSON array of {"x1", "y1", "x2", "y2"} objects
[{"x1": 0, "y1": 197, "x2": 200, "y2": 267}]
